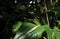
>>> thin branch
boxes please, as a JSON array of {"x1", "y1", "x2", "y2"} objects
[{"x1": 44, "y1": 0, "x2": 50, "y2": 26}]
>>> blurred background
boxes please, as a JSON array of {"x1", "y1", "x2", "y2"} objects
[{"x1": 0, "y1": 0, "x2": 60, "y2": 39}]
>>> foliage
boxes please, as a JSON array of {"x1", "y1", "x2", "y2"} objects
[
  {"x1": 0, "y1": 0, "x2": 60, "y2": 39},
  {"x1": 12, "y1": 21, "x2": 60, "y2": 39}
]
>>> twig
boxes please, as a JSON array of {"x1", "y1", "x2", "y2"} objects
[{"x1": 44, "y1": 0, "x2": 50, "y2": 26}]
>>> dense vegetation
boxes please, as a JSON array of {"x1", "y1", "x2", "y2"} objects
[{"x1": 0, "y1": 0, "x2": 60, "y2": 39}]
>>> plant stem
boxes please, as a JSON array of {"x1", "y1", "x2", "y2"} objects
[
  {"x1": 43, "y1": 0, "x2": 52, "y2": 39},
  {"x1": 44, "y1": 0, "x2": 49, "y2": 26}
]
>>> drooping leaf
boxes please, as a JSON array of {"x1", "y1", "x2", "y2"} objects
[{"x1": 13, "y1": 21, "x2": 46, "y2": 39}]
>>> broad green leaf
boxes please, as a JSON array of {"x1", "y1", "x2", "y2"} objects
[
  {"x1": 55, "y1": 32, "x2": 60, "y2": 39},
  {"x1": 12, "y1": 21, "x2": 22, "y2": 33},
  {"x1": 13, "y1": 21, "x2": 60, "y2": 39},
  {"x1": 13, "y1": 22, "x2": 37, "y2": 39},
  {"x1": 14, "y1": 32, "x2": 22, "y2": 39},
  {"x1": 30, "y1": 26, "x2": 45, "y2": 39},
  {"x1": 45, "y1": 25, "x2": 52, "y2": 39},
  {"x1": 14, "y1": 22, "x2": 46, "y2": 39},
  {"x1": 19, "y1": 22, "x2": 37, "y2": 33},
  {"x1": 52, "y1": 27, "x2": 60, "y2": 39}
]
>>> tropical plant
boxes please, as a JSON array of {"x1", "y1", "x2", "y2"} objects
[
  {"x1": 0, "y1": 0, "x2": 60, "y2": 39},
  {"x1": 12, "y1": 0, "x2": 60, "y2": 39}
]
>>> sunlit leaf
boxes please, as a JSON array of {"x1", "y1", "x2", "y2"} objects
[{"x1": 30, "y1": 26, "x2": 45, "y2": 39}]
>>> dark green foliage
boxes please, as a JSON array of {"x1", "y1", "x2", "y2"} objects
[{"x1": 0, "y1": 0, "x2": 60, "y2": 39}]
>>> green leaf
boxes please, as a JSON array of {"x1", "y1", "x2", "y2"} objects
[
  {"x1": 12, "y1": 21, "x2": 22, "y2": 33},
  {"x1": 45, "y1": 25, "x2": 52, "y2": 39},
  {"x1": 33, "y1": 19, "x2": 41, "y2": 26},
  {"x1": 19, "y1": 22, "x2": 37, "y2": 33},
  {"x1": 30, "y1": 26, "x2": 45, "y2": 39},
  {"x1": 52, "y1": 27, "x2": 60, "y2": 39},
  {"x1": 13, "y1": 22, "x2": 37, "y2": 39},
  {"x1": 13, "y1": 21, "x2": 46, "y2": 39}
]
